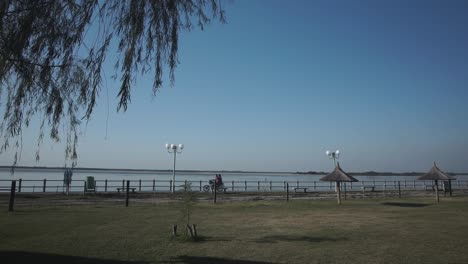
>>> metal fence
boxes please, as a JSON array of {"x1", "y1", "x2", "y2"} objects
[{"x1": 1, "y1": 178, "x2": 467, "y2": 194}]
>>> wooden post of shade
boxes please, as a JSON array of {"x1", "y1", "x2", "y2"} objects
[
  {"x1": 336, "y1": 182, "x2": 341, "y2": 205},
  {"x1": 43, "y1": 179, "x2": 47, "y2": 192},
  {"x1": 8, "y1": 180, "x2": 16, "y2": 212},
  {"x1": 435, "y1": 180, "x2": 439, "y2": 204},
  {"x1": 105, "y1": 179, "x2": 108, "y2": 192},
  {"x1": 449, "y1": 180, "x2": 453, "y2": 197},
  {"x1": 125, "y1": 180, "x2": 130, "y2": 207},
  {"x1": 286, "y1": 183, "x2": 289, "y2": 202},
  {"x1": 344, "y1": 183, "x2": 347, "y2": 200},
  {"x1": 398, "y1": 181, "x2": 401, "y2": 199}
]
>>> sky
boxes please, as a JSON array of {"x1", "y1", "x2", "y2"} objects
[{"x1": 1, "y1": 0, "x2": 468, "y2": 173}]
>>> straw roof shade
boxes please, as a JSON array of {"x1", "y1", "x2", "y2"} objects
[
  {"x1": 320, "y1": 162, "x2": 358, "y2": 205},
  {"x1": 417, "y1": 162, "x2": 454, "y2": 203}
]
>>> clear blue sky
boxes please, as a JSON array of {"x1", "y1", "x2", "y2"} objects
[{"x1": 2, "y1": 0, "x2": 468, "y2": 172}]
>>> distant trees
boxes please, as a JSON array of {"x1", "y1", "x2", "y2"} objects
[{"x1": 0, "y1": 0, "x2": 226, "y2": 166}]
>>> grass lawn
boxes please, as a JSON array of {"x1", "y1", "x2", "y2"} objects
[{"x1": 1, "y1": 196, "x2": 468, "y2": 264}]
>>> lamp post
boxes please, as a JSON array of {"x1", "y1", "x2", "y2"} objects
[
  {"x1": 326, "y1": 149, "x2": 340, "y2": 193},
  {"x1": 326, "y1": 150, "x2": 340, "y2": 167},
  {"x1": 166, "y1": 143, "x2": 184, "y2": 193}
]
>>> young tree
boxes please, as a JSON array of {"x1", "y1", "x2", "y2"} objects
[{"x1": 0, "y1": 0, "x2": 226, "y2": 166}]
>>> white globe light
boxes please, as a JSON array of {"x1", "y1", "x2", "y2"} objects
[
  {"x1": 326, "y1": 150, "x2": 330, "y2": 156},
  {"x1": 336, "y1": 150, "x2": 340, "y2": 155},
  {"x1": 165, "y1": 143, "x2": 170, "y2": 149},
  {"x1": 170, "y1": 144, "x2": 175, "y2": 149},
  {"x1": 179, "y1": 144, "x2": 184, "y2": 149}
]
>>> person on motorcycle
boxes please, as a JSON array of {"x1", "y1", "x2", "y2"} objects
[{"x1": 215, "y1": 174, "x2": 223, "y2": 186}]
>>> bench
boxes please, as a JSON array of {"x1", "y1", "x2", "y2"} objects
[
  {"x1": 424, "y1": 185, "x2": 443, "y2": 191},
  {"x1": 362, "y1": 186, "x2": 375, "y2": 192},
  {"x1": 116, "y1": 187, "x2": 137, "y2": 193},
  {"x1": 293, "y1": 187, "x2": 308, "y2": 193}
]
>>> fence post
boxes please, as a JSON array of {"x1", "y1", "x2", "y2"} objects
[
  {"x1": 245, "y1": 181, "x2": 247, "y2": 191},
  {"x1": 257, "y1": 181, "x2": 260, "y2": 192},
  {"x1": 314, "y1": 181, "x2": 316, "y2": 191},
  {"x1": 83, "y1": 181, "x2": 86, "y2": 195},
  {"x1": 169, "y1": 180, "x2": 173, "y2": 192},
  {"x1": 284, "y1": 181, "x2": 286, "y2": 191},
  {"x1": 43, "y1": 179, "x2": 47, "y2": 192},
  {"x1": 139, "y1": 179, "x2": 142, "y2": 192},
  {"x1": 214, "y1": 185, "x2": 217, "y2": 204},
  {"x1": 398, "y1": 181, "x2": 401, "y2": 199},
  {"x1": 18, "y1": 179, "x2": 22, "y2": 193},
  {"x1": 330, "y1": 182, "x2": 332, "y2": 191},
  {"x1": 270, "y1": 181, "x2": 272, "y2": 191},
  {"x1": 105, "y1": 179, "x2": 108, "y2": 192},
  {"x1": 122, "y1": 180, "x2": 125, "y2": 191},
  {"x1": 286, "y1": 183, "x2": 289, "y2": 202},
  {"x1": 232, "y1": 181, "x2": 234, "y2": 192},
  {"x1": 297, "y1": 181, "x2": 299, "y2": 188},
  {"x1": 153, "y1": 179, "x2": 156, "y2": 192},
  {"x1": 199, "y1": 180, "x2": 202, "y2": 192},
  {"x1": 9, "y1": 180, "x2": 16, "y2": 212},
  {"x1": 413, "y1": 180, "x2": 416, "y2": 190},
  {"x1": 125, "y1": 180, "x2": 130, "y2": 207}
]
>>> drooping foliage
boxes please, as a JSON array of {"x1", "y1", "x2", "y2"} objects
[{"x1": 0, "y1": 0, "x2": 226, "y2": 166}]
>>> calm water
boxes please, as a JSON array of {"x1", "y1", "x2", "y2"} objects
[{"x1": 2, "y1": 168, "x2": 466, "y2": 182}]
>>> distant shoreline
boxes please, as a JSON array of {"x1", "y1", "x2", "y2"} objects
[{"x1": 0, "y1": 166, "x2": 466, "y2": 176}]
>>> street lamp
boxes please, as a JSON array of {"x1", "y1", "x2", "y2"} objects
[
  {"x1": 166, "y1": 143, "x2": 184, "y2": 193},
  {"x1": 326, "y1": 150, "x2": 340, "y2": 167}
]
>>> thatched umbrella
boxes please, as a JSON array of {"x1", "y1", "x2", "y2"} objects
[
  {"x1": 417, "y1": 162, "x2": 455, "y2": 203},
  {"x1": 320, "y1": 162, "x2": 358, "y2": 205}
]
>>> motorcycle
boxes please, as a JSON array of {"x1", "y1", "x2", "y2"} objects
[{"x1": 203, "y1": 179, "x2": 225, "y2": 192}]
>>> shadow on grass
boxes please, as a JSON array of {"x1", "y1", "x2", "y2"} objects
[
  {"x1": 174, "y1": 235, "x2": 234, "y2": 243},
  {"x1": 0, "y1": 251, "x2": 148, "y2": 264},
  {"x1": 254, "y1": 235, "x2": 346, "y2": 244},
  {"x1": 162, "y1": 255, "x2": 275, "y2": 264},
  {"x1": 382, "y1": 202, "x2": 430, "y2": 208}
]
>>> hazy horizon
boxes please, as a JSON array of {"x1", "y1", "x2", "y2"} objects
[{"x1": 1, "y1": 0, "x2": 467, "y2": 173}]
